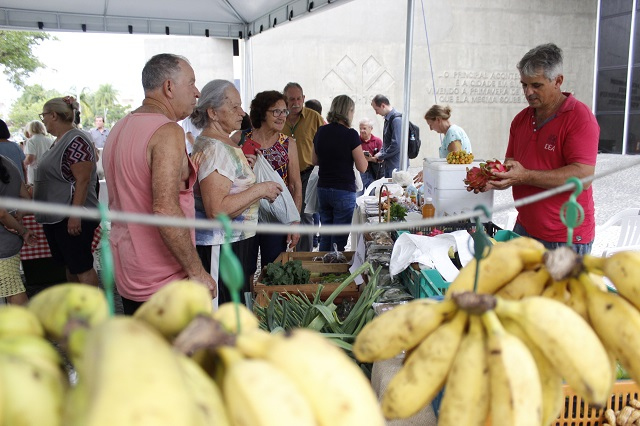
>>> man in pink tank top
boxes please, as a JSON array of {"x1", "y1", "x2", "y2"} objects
[{"x1": 102, "y1": 53, "x2": 215, "y2": 315}]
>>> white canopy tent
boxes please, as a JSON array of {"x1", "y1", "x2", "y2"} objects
[{"x1": 1, "y1": 0, "x2": 417, "y2": 170}]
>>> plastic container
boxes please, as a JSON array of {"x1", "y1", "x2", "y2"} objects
[{"x1": 422, "y1": 197, "x2": 436, "y2": 218}]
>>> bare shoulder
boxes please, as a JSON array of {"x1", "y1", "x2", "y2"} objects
[{"x1": 149, "y1": 122, "x2": 184, "y2": 148}]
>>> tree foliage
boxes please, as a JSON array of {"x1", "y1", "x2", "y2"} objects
[
  {"x1": 7, "y1": 84, "x2": 61, "y2": 132},
  {"x1": 0, "y1": 30, "x2": 52, "y2": 88},
  {"x1": 7, "y1": 84, "x2": 131, "y2": 132}
]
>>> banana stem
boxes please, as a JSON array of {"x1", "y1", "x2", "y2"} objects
[
  {"x1": 451, "y1": 291, "x2": 497, "y2": 314},
  {"x1": 544, "y1": 246, "x2": 582, "y2": 281}
]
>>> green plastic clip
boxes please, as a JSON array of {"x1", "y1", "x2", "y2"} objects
[
  {"x1": 98, "y1": 203, "x2": 115, "y2": 316},
  {"x1": 470, "y1": 205, "x2": 493, "y2": 293},
  {"x1": 217, "y1": 214, "x2": 244, "y2": 333},
  {"x1": 560, "y1": 177, "x2": 585, "y2": 247}
]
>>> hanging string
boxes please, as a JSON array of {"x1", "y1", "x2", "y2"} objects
[
  {"x1": 419, "y1": 0, "x2": 443, "y2": 145},
  {"x1": 1, "y1": 158, "x2": 639, "y2": 236}
]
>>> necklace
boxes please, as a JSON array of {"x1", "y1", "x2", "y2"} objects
[{"x1": 286, "y1": 115, "x2": 300, "y2": 137}]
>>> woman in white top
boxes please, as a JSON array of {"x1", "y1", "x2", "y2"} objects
[
  {"x1": 23, "y1": 120, "x2": 53, "y2": 185},
  {"x1": 414, "y1": 105, "x2": 473, "y2": 183},
  {"x1": 190, "y1": 79, "x2": 282, "y2": 304}
]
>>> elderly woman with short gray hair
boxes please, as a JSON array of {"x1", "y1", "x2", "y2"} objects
[
  {"x1": 23, "y1": 120, "x2": 53, "y2": 185},
  {"x1": 190, "y1": 79, "x2": 282, "y2": 304}
]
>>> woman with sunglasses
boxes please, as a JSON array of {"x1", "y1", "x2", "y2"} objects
[
  {"x1": 34, "y1": 96, "x2": 100, "y2": 287},
  {"x1": 244, "y1": 90, "x2": 302, "y2": 271}
]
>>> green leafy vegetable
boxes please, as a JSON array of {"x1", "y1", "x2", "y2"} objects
[{"x1": 263, "y1": 260, "x2": 311, "y2": 285}]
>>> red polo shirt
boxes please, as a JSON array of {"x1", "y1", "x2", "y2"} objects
[
  {"x1": 506, "y1": 93, "x2": 599, "y2": 243},
  {"x1": 360, "y1": 134, "x2": 383, "y2": 154}
]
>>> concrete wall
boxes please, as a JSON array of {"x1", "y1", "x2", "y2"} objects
[{"x1": 247, "y1": 0, "x2": 597, "y2": 165}]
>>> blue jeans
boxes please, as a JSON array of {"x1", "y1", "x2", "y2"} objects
[
  {"x1": 357, "y1": 171, "x2": 376, "y2": 197},
  {"x1": 317, "y1": 187, "x2": 356, "y2": 252},
  {"x1": 513, "y1": 223, "x2": 593, "y2": 255}
]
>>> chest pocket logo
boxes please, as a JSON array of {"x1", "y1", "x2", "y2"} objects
[{"x1": 544, "y1": 135, "x2": 558, "y2": 152}]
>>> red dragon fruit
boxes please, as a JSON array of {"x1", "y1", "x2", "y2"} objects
[
  {"x1": 481, "y1": 159, "x2": 509, "y2": 180},
  {"x1": 463, "y1": 166, "x2": 490, "y2": 193}
]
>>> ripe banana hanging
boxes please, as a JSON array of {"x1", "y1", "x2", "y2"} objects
[
  {"x1": 446, "y1": 238, "x2": 544, "y2": 295},
  {"x1": 134, "y1": 279, "x2": 213, "y2": 340},
  {"x1": 494, "y1": 296, "x2": 613, "y2": 407},
  {"x1": 0, "y1": 334, "x2": 66, "y2": 380},
  {"x1": 437, "y1": 315, "x2": 489, "y2": 426},
  {"x1": 175, "y1": 353, "x2": 230, "y2": 426},
  {"x1": 495, "y1": 265, "x2": 550, "y2": 300},
  {"x1": 581, "y1": 273, "x2": 640, "y2": 388},
  {"x1": 66, "y1": 317, "x2": 207, "y2": 426},
  {"x1": 482, "y1": 310, "x2": 542, "y2": 426},
  {"x1": 212, "y1": 302, "x2": 259, "y2": 334},
  {"x1": 601, "y1": 251, "x2": 640, "y2": 310},
  {"x1": 264, "y1": 329, "x2": 385, "y2": 426},
  {"x1": 28, "y1": 283, "x2": 108, "y2": 340},
  {"x1": 0, "y1": 305, "x2": 44, "y2": 338},
  {"x1": 353, "y1": 298, "x2": 457, "y2": 362},
  {"x1": 0, "y1": 353, "x2": 67, "y2": 426},
  {"x1": 500, "y1": 317, "x2": 564, "y2": 426},
  {"x1": 382, "y1": 311, "x2": 468, "y2": 420},
  {"x1": 223, "y1": 356, "x2": 316, "y2": 426}
]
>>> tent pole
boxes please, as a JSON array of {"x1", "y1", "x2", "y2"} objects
[{"x1": 400, "y1": 0, "x2": 416, "y2": 171}]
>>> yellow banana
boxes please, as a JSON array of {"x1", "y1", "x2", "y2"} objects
[
  {"x1": 494, "y1": 296, "x2": 613, "y2": 407},
  {"x1": 500, "y1": 317, "x2": 564, "y2": 426},
  {"x1": 482, "y1": 310, "x2": 542, "y2": 426},
  {"x1": 581, "y1": 273, "x2": 640, "y2": 389},
  {"x1": 495, "y1": 265, "x2": 550, "y2": 300},
  {"x1": 446, "y1": 238, "x2": 544, "y2": 295},
  {"x1": 264, "y1": 328, "x2": 385, "y2": 426},
  {"x1": 134, "y1": 279, "x2": 212, "y2": 340},
  {"x1": 66, "y1": 317, "x2": 206, "y2": 426},
  {"x1": 175, "y1": 353, "x2": 231, "y2": 426},
  {"x1": 353, "y1": 298, "x2": 457, "y2": 362},
  {"x1": 0, "y1": 305, "x2": 44, "y2": 338},
  {"x1": 601, "y1": 251, "x2": 640, "y2": 310},
  {"x1": 28, "y1": 283, "x2": 108, "y2": 340},
  {"x1": 0, "y1": 353, "x2": 66, "y2": 426},
  {"x1": 566, "y1": 277, "x2": 589, "y2": 320},
  {"x1": 382, "y1": 311, "x2": 468, "y2": 419},
  {"x1": 223, "y1": 357, "x2": 316, "y2": 426},
  {"x1": 437, "y1": 315, "x2": 489, "y2": 426},
  {"x1": 541, "y1": 279, "x2": 570, "y2": 303},
  {"x1": 235, "y1": 327, "x2": 274, "y2": 359},
  {"x1": 582, "y1": 254, "x2": 605, "y2": 275},
  {"x1": 212, "y1": 302, "x2": 259, "y2": 334},
  {"x1": 0, "y1": 334, "x2": 66, "y2": 380}
]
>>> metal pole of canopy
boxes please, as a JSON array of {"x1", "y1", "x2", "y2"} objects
[{"x1": 400, "y1": 0, "x2": 416, "y2": 171}]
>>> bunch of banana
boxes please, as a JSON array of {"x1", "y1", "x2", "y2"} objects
[
  {"x1": 180, "y1": 315, "x2": 386, "y2": 426},
  {"x1": 353, "y1": 289, "x2": 615, "y2": 423},
  {"x1": 0, "y1": 304, "x2": 69, "y2": 426},
  {"x1": 64, "y1": 316, "x2": 230, "y2": 426}
]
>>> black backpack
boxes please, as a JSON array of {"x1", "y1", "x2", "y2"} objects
[{"x1": 390, "y1": 112, "x2": 421, "y2": 159}]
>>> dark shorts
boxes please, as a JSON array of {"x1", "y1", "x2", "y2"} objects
[{"x1": 43, "y1": 218, "x2": 99, "y2": 275}]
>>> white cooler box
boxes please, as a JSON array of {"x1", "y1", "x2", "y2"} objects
[{"x1": 423, "y1": 158, "x2": 494, "y2": 220}]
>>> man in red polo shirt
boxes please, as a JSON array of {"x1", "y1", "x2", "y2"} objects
[{"x1": 487, "y1": 43, "x2": 599, "y2": 254}]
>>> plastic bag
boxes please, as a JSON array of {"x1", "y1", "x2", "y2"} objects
[
  {"x1": 304, "y1": 166, "x2": 319, "y2": 214},
  {"x1": 254, "y1": 154, "x2": 301, "y2": 224},
  {"x1": 323, "y1": 243, "x2": 348, "y2": 264}
]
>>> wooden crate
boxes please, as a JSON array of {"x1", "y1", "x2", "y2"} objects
[
  {"x1": 482, "y1": 380, "x2": 640, "y2": 425},
  {"x1": 253, "y1": 251, "x2": 359, "y2": 307}
]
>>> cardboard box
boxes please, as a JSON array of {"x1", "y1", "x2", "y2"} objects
[
  {"x1": 253, "y1": 251, "x2": 360, "y2": 307},
  {"x1": 423, "y1": 158, "x2": 494, "y2": 220}
]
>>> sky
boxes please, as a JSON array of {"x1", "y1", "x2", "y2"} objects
[{"x1": 0, "y1": 32, "x2": 158, "y2": 118}]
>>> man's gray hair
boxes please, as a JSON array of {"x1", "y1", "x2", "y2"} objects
[
  {"x1": 190, "y1": 79, "x2": 236, "y2": 130},
  {"x1": 142, "y1": 53, "x2": 189, "y2": 92},
  {"x1": 359, "y1": 117, "x2": 374, "y2": 128},
  {"x1": 517, "y1": 43, "x2": 563, "y2": 80},
  {"x1": 283, "y1": 82, "x2": 303, "y2": 95}
]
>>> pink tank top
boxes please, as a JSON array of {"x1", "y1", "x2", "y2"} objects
[{"x1": 102, "y1": 113, "x2": 196, "y2": 301}]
